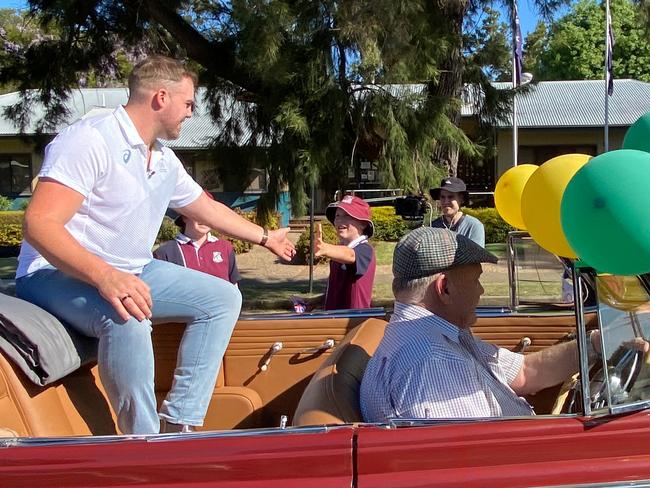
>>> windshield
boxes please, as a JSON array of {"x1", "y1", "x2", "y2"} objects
[{"x1": 590, "y1": 274, "x2": 650, "y2": 411}]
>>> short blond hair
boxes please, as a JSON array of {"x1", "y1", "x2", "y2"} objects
[{"x1": 128, "y1": 55, "x2": 198, "y2": 99}]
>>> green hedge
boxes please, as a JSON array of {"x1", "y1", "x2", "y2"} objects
[
  {"x1": 2, "y1": 207, "x2": 278, "y2": 254},
  {"x1": 294, "y1": 221, "x2": 339, "y2": 265},
  {"x1": 463, "y1": 207, "x2": 513, "y2": 244},
  {"x1": 370, "y1": 206, "x2": 411, "y2": 242},
  {"x1": 0, "y1": 197, "x2": 12, "y2": 211},
  {"x1": 293, "y1": 206, "x2": 414, "y2": 265},
  {"x1": 154, "y1": 208, "x2": 281, "y2": 255},
  {"x1": 0, "y1": 211, "x2": 24, "y2": 246}
]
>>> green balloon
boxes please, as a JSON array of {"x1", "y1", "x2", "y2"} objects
[
  {"x1": 561, "y1": 149, "x2": 650, "y2": 275},
  {"x1": 623, "y1": 112, "x2": 650, "y2": 153}
]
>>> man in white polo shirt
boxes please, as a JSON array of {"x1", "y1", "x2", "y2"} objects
[{"x1": 16, "y1": 55, "x2": 295, "y2": 435}]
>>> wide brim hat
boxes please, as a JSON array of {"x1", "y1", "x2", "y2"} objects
[
  {"x1": 429, "y1": 177, "x2": 470, "y2": 202},
  {"x1": 393, "y1": 227, "x2": 497, "y2": 280},
  {"x1": 326, "y1": 195, "x2": 375, "y2": 238}
]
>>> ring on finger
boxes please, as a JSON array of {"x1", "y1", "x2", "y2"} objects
[{"x1": 120, "y1": 294, "x2": 131, "y2": 302}]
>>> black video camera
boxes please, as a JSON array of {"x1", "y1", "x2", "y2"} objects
[{"x1": 393, "y1": 195, "x2": 429, "y2": 221}]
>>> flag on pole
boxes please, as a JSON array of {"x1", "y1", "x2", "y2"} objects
[
  {"x1": 513, "y1": 1, "x2": 523, "y2": 86},
  {"x1": 606, "y1": 3, "x2": 615, "y2": 96}
]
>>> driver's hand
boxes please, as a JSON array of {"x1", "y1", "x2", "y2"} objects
[{"x1": 623, "y1": 337, "x2": 650, "y2": 353}]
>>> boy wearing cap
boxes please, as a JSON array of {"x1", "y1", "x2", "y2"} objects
[
  {"x1": 314, "y1": 195, "x2": 376, "y2": 310},
  {"x1": 154, "y1": 199, "x2": 240, "y2": 285},
  {"x1": 430, "y1": 177, "x2": 485, "y2": 247},
  {"x1": 360, "y1": 227, "x2": 592, "y2": 422}
]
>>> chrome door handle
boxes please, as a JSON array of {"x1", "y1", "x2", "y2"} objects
[
  {"x1": 514, "y1": 337, "x2": 532, "y2": 353},
  {"x1": 260, "y1": 341, "x2": 283, "y2": 371},
  {"x1": 299, "y1": 338, "x2": 335, "y2": 354}
]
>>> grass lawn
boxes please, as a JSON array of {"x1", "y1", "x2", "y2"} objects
[
  {"x1": 0, "y1": 246, "x2": 560, "y2": 310},
  {"x1": 485, "y1": 243, "x2": 507, "y2": 260},
  {"x1": 373, "y1": 242, "x2": 507, "y2": 266},
  {"x1": 372, "y1": 240, "x2": 396, "y2": 266}
]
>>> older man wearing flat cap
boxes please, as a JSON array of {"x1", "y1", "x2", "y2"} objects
[
  {"x1": 430, "y1": 177, "x2": 485, "y2": 247},
  {"x1": 360, "y1": 227, "x2": 592, "y2": 422}
]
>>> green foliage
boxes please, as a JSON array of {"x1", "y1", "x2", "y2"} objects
[
  {"x1": 226, "y1": 208, "x2": 281, "y2": 254},
  {"x1": 0, "y1": 211, "x2": 24, "y2": 246},
  {"x1": 0, "y1": 196, "x2": 11, "y2": 211},
  {"x1": 155, "y1": 216, "x2": 179, "y2": 245},
  {"x1": 293, "y1": 206, "x2": 412, "y2": 265},
  {"x1": 294, "y1": 221, "x2": 339, "y2": 265},
  {"x1": 370, "y1": 206, "x2": 410, "y2": 242},
  {"x1": 463, "y1": 207, "x2": 513, "y2": 244},
  {"x1": 0, "y1": 1, "x2": 504, "y2": 216},
  {"x1": 155, "y1": 208, "x2": 280, "y2": 254},
  {"x1": 533, "y1": 0, "x2": 650, "y2": 82}
]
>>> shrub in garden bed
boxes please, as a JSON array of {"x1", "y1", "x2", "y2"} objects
[
  {"x1": 463, "y1": 207, "x2": 513, "y2": 244},
  {"x1": 293, "y1": 206, "x2": 413, "y2": 265},
  {"x1": 0, "y1": 211, "x2": 24, "y2": 256},
  {"x1": 155, "y1": 208, "x2": 280, "y2": 255},
  {"x1": 294, "y1": 221, "x2": 338, "y2": 265}
]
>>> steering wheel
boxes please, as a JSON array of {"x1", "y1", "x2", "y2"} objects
[{"x1": 563, "y1": 346, "x2": 645, "y2": 414}]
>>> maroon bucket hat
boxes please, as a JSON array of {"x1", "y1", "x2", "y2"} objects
[{"x1": 326, "y1": 195, "x2": 375, "y2": 238}]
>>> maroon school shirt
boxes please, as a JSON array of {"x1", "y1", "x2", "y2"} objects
[
  {"x1": 324, "y1": 241, "x2": 376, "y2": 310},
  {"x1": 154, "y1": 234, "x2": 240, "y2": 284}
]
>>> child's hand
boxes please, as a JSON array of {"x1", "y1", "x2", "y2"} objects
[{"x1": 314, "y1": 223, "x2": 328, "y2": 257}]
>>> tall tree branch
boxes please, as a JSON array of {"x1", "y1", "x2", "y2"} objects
[{"x1": 141, "y1": 0, "x2": 262, "y2": 94}]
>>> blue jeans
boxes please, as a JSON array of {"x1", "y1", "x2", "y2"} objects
[{"x1": 16, "y1": 259, "x2": 242, "y2": 435}]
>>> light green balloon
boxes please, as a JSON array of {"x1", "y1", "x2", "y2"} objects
[
  {"x1": 561, "y1": 149, "x2": 650, "y2": 275},
  {"x1": 623, "y1": 113, "x2": 650, "y2": 153}
]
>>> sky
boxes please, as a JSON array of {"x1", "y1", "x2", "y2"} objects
[
  {"x1": 517, "y1": 1, "x2": 542, "y2": 37},
  {"x1": 0, "y1": 0, "x2": 549, "y2": 38}
]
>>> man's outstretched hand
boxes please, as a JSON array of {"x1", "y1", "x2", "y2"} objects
[{"x1": 264, "y1": 227, "x2": 296, "y2": 261}]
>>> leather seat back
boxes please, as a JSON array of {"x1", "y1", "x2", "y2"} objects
[{"x1": 293, "y1": 318, "x2": 388, "y2": 426}]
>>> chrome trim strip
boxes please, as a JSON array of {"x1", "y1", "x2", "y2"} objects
[
  {"x1": 608, "y1": 399, "x2": 650, "y2": 416},
  {"x1": 0, "y1": 425, "x2": 352, "y2": 448},
  {"x1": 239, "y1": 307, "x2": 387, "y2": 321},
  {"x1": 387, "y1": 414, "x2": 578, "y2": 428},
  {"x1": 240, "y1": 306, "x2": 583, "y2": 321},
  {"x1": 575, "y1": 267, "x2": 592, "y2": 417},
  {"x1": 544, "y1": 480, "x2": 650, "y2": 488}
]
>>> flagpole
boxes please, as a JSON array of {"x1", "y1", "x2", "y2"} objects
[
  {"x1": 604, "y1": 0, "x2": 611, "y2": 152},
  {"x1": 512, "y1": 56, "x2": 518, "y2": 167},
  {"x1": 512, "y1": 1, "x2": 520, "y2": 167}
]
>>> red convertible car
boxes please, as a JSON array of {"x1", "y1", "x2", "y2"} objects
[{"x1": 2, "y1": 235, "x2": 650, "y2": 487}]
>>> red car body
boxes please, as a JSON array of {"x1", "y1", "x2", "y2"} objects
[{"x1": 3, "y1": 254, "x2": 650, "y2": 487}]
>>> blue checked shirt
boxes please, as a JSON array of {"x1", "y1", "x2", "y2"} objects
[{"x1": 360, "y1": 302, "x2": 534, "y2": 422}]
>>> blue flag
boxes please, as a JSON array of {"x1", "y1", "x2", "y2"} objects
[
  {"x1": 513, "y1": 1, "x2": 523, "y2": 85},
  {"x1": 606, "y1": 7, "x2": 615, "y2": 96}
]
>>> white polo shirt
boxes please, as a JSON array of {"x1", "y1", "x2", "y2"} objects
[{"x1": 17, "y1": 106, "x2": 203, "y2": 278}]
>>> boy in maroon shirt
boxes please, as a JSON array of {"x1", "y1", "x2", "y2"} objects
[
  {"x1": 315, "y1": 195, "x2": 376, "y2": 310},
  {"x1": 155, "y1": 193, "x2": 240, "y2": 285}
]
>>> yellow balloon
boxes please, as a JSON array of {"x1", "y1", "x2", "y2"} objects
[
  {"x1": 494, "y1": 164, "x2": 538, "y2": 230},
  {"x1": 521, "y1": 154, "x2": 592, "y2": 258}
]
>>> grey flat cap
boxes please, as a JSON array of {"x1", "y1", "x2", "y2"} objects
[{"x1": 393, "y1": 227, "x2": 498, "y2": 280}]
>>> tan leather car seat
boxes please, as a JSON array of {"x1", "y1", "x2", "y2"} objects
[{"x1": 293, "y1": 318, "x2": 388, "y2": 426}]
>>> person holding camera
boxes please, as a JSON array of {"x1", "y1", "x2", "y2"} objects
[{"x1": 430, "y1": 177, "x2": 485, "y2": 247}]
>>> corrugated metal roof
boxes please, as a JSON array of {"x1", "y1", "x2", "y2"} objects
[
  {"x1": 2, "y1": 80, "x2": 650, "y2": 143},
  {"x1": 0, "y1": 87, "x2": 256, "y2": 149},
  {"x1": 492, "y1": 79, "x2": 650, "y2": 128}
]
